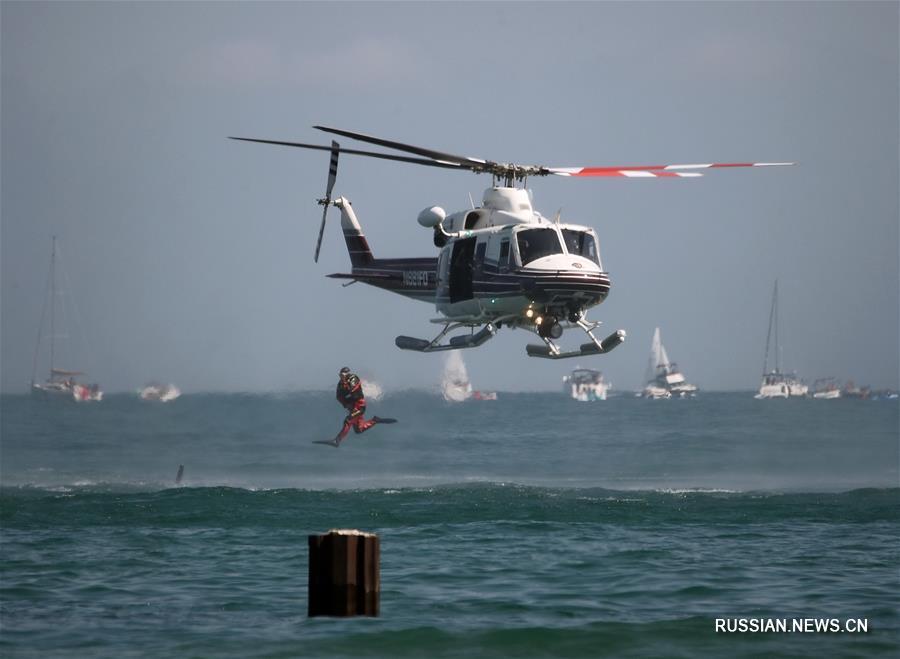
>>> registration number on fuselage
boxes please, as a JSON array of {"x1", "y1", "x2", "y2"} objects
[{"x1": 403, "y1": 271, "x2": 431, "y2": 287}]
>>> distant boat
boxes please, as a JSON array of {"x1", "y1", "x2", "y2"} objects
[
  {"x1": 30, "y1": 236, "x2": 102, "y2": 402},
  {"x1": 842, "y1": 380, "x2": 870, "y2": 399},
  {"x1": 640, "y1": 327, "x2": 697, "y2": 399},
  {"x1": 812, "y1": 378, "x2": 841, "y2": 399},
  {"x1": 564, "y1": 368, "x2": 610, "y2": 401},
  {"x1": 139, "y1": 383, "x2": 181, "y2": 402},
  {"x1": 755, "y1": 280, "x2": 807, "y2": 399}
]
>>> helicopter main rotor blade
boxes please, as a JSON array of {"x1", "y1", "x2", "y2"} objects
[
  {"x1": 229, "y1": 137, "x2": 465, "y2": 171},
  {"x1": 234, "y1": 133, "x2": 793, "y2": 183},
  {"x1": 546, "y1": 162, "x2": 794, "y2": 178},
  {"x1": 314, "y1": 141, "x2": 340, "y2": 263},
  {"x1": 313, "y1": 125, "x2": 489, "y2": 170}
]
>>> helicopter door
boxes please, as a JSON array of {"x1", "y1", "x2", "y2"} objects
[{"x1": 449, "y1": 237, "x2": 476, "y2": 303}]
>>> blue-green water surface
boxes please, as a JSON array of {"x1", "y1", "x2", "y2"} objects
[{"x1": 1, "y1": 392, "x2": 897, "y2": 657}]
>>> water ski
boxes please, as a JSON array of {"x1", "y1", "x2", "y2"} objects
[{"x1": 312, "y1": 439, "x2": 340, "y2": 447}]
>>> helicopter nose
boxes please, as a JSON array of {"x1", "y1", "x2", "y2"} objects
[
  {"x1": 520, "y1": 262, "x2": 611, "y2": 306},
  {"x1": 523, "y1": 253, "x2": 600, "y2": 273},
  {"x1": 563, "y1": 255, "x2": 602, "y2": 272}
]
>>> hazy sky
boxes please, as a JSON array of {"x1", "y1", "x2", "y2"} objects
[{"x1": 2, "y1": 1, "x2": 897, "y2": 393}]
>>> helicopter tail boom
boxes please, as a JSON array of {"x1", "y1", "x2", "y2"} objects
[
  {"x1": 334, "y1": 197, "x2": 374, "y2": 267},
  {"x1": 326, "y1": 197, "x2": 438, "y2": 302}
]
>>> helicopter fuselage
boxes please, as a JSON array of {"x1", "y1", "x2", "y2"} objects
[
  {"x1": 329, "y1": 187, "x2": 611, "y2": 336},
  {"x1": 434, "y1": 222, "x2": 610, "y2": 323}
]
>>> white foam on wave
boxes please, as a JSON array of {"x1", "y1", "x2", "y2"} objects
[{"x1": 657, "y1": 487, "x2": 741, "y2": 495}]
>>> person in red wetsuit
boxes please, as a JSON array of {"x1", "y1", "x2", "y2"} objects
[{"x1": 332, "y1": 367, "x2": 380, "y2": 445}]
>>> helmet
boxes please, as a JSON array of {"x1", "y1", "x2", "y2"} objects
[{"x1": 339, "y1": 367, "x2": 351, "y2": 377}]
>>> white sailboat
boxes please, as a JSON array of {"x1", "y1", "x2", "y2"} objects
[
  {"x1": 563, "y1": 368, "x2": 610, "y2": 401},
  {"x1": 30, "y1": 236, "x2": 102, "y2": 402},
  {"x1": 755, "y1": 280, "x2": 807, "y2": 399},
  {"x1": 641, "y1": 327, "x2": 697, "y2": 398}
]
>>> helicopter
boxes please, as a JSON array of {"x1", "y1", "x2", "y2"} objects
[{"x1": 232, "y1": 126, "x2": 791, "y2": 359}]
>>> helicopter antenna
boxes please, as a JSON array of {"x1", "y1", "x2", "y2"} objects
[
  {"x1": 554, "y1": 208, "x2": 562, "y2": 225},
  {"x1": 314, "y1": 140, "x2": 340, "y2": 263},
  {"x1": 468, "y1": 192, "x2": 476, "y2": 210}
]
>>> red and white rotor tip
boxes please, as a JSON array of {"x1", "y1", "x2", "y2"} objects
[{"x1": 548, "y1": 162, "x2": 794, "y2": 178}]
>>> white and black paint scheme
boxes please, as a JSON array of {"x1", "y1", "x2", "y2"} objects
[{"x1": 232, "y1": 127, "x2": 791, "y2": 359}]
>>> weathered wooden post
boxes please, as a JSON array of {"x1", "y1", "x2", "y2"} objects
[{"x1": 308, "y1": 529, "x2": 379, "y2": 617}]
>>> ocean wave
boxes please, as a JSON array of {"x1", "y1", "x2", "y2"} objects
[{"x1": 3, "y1": 483, "x2": 897, "y2": 532}]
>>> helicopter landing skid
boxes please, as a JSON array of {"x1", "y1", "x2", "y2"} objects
[
  {"x1": 526, "y1": 322, "x2": 626, "y2": 359},
  {"x1": 396, "y1": 322, "x2": 497, "y2": 353}
]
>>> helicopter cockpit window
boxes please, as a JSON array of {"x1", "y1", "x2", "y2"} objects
[
  {"x1": 561, "y1": 229, "x2": 599, "y2": 264},
  {"x1": 517, "y1": 229, "x2": 564, "y2": 266}
]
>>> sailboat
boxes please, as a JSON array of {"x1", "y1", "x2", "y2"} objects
[
  {"x1": 641, "y1": 327, "x2": 697, "y2": 398},
  {"x1": 30, "y1": 237, "x2": 102, "y2": 402},
  {"x1": 755, "y1": 280, "x2": 807, "y2": 399}
]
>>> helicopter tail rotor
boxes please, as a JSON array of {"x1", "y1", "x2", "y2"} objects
[{"x1": 314, "y1": 140, "x2": 340, "y2": 262}]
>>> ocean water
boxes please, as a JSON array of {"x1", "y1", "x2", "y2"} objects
[{"x1": 1, "y1": 391, "x2": 897, "y2": 658}]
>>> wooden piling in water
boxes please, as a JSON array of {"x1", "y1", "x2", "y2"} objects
[{"x1": 308, "y1": 529, "x2": 379, "y2": 617}]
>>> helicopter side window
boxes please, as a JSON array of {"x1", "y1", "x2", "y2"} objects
[
  {"x1": 474, "y1": 242, "x2": 486, "y2": 273},
  {"x1": 499, "y1": 240, "x2": 510, "y2": 269},
  {"x1": 561, "y1": 229, "x2": 599, "y2": 264},
  {"x1": 516, "y1": 229, "x2": 563, "y2": 266}
]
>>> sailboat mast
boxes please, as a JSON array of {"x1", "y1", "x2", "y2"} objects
[
  {"x1": 762, "y1": 280, "x2": 777, "y2": 376},
  {"x1": 773, "y1": 279, "x2": 780, "y2": 374},
  {"x1": 50, "y1": 236, "x2": 56, "y2": 376}
]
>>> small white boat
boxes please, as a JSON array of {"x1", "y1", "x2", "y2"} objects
[
  {"x1": 812, "y1": 378, "x2": 841, "y2": 399},
  {"x1": 563, "y1": 368, "x2": 610, "y2": 401},
  {"x1": 755, "y1": 281, "x2": 807, "y2": 399},
  {"x1": 30, "y1": 237, "x2": 102, "y2": 402},
  {"x1": 640, "y1": 328, "x2": 697, "y2": 398},
  {"x1": 139, "y1": 383, "x2": 181, "y2": 402}
]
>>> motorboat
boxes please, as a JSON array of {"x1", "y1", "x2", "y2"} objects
[{"x1": 563, "y1": 368, "x2": 610, "y2": 401}]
